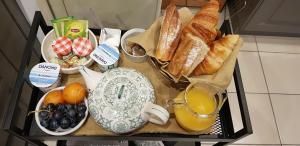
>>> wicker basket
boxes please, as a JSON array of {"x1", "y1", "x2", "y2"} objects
[{"x1": 150, "y1": 57, "x2": 190, "y2": 90}]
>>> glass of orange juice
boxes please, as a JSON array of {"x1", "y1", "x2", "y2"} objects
[{"x1": 170, "y1": 82, "x2": 226, "y2": 132}]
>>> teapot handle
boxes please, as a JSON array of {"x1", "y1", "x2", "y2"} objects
[{"x1": 141, "y1": 102, "x2": 169, "y2": 125}]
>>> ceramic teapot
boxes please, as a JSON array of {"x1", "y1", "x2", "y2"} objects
[{"x1": 79, "y1": 66, "x2": 169, "y2": 133}]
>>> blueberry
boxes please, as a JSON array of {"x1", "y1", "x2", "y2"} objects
[
  {"x1": 53, "y1": 111, "x2": 63, "y2": 121},
  {"x1": 40, "y1": 119, "x2": 49, "y2": 128},
  {"x1": 46, "y1": 103, "x2": 55, "y2": 111},
  {"x1": 49, "y1": 119, "x2": 59, "y2": 131},
  {"x1": 39, "y1": 111, "x2": 49, "y2": 120},
  {"x1": 70, "y1": 121, "x2": 78, "y2": 128},
  {"x1": 65, "y1": 104, "x2": 74, "y2": 110},
  {"x1": 78, "y1": 102, "x2": 85, "y2": 106},
  {"x1": 77, "y1": 104, "x2": 87, "y2": 112},
  {"x1": 77, "y1": 111, "x2": 85, "y2": 121},
  {"x1": 73, "y1": 105, "x2": 78, "y2": 111},
  {"x1": 56, "y1": 104, "x2": 65, "y2": 112},
  {"x1": 67, "y1": 109, "x2": 76, "y2": 118},
  {"x1": 60, "y1": 117, "x2": 71, "y2": 129},
  {"x1": 69, "y1": 116, "x2": 76, "y2": 123}
]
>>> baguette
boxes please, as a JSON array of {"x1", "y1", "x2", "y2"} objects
[
  {"x1": 156, "y1": 4, "x2": 182, "y2": 61},
  {"x1": 167, "y1": 33, "x2": 209, "y2": 77}
]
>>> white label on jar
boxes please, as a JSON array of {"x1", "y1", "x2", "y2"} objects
[
  {"x1": 90, "y1": 43, "x2": 119, "y2": 71},
  {"x1": 29, "y1": 62, "x2": 60, "y2": 88}
]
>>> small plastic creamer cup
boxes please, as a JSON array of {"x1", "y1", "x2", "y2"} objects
[
  {"x1": 90, "y1": 43, "x2": 120, "y2": 72},
  {"x1": 29, "y1": 62, "x2": 61, "y2": 92}
]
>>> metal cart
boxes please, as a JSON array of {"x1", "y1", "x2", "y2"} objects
[{"x1": 1, "y1": 11, "x2": 252, "y2": 146}]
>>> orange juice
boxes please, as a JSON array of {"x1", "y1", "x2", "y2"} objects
[{"x1": 174, "y1": 88, "x2": 217, "y2": 131}]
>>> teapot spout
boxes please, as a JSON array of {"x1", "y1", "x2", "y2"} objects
[{"x1": 78, "y1": 66, "x2": 102, "y2": 92}]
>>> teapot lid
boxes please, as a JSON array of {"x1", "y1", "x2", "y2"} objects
[{"x1": 88, "y1": 67, "x2": 155, "y2": 133}]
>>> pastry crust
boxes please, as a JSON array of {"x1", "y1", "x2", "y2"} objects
[
  {"x1": 156, "y1": 4, "x2": 182, "y2": 61},
  {"x1": 192, "y1": 35, "x2": 240, "y2": 75},
  {"x1": 181, "y1": 0, "x2": 220, "y2": 44},
  {"x1": 167, "y1": 33, "x2": 209, "y2": 77}
]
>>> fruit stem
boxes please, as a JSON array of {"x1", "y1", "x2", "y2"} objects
[{"x1": 27, "y1": 109, "x2": 51, "y2": 116}]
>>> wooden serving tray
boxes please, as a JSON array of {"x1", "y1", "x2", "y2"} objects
[{"x1": 63, "y1": 51, "x2": 213, "y2": 136}]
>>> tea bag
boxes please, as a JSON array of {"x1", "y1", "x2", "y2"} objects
[
  {"x1": 51, "y1": 16, "x2": 74, "y2": 37},
  {"x1": 63, "y1": 20, "x2": 88, "y2": 40}
]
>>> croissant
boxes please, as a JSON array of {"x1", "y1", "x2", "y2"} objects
[
  {"x1": 192, "y1": 35, "x2": 241, "y2": 76},
  {"x1": 167, "y1": 33, "x2": 209, "y2": 77},
  {"x1": 156, "y1": 4, "x2": 182, "y2": 61},
  {"x1": 181, "y1": 0, "x2": 219, "y2": 44}
]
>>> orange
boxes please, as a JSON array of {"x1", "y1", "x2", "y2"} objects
[
  {"x1": 43, "y1": 90, "x2": 64, "y2": 105},
  {"x1": 63, "y1": 82, "x2": 86, "y2": 104}
]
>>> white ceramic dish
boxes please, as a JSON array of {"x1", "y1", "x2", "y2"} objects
[
  {"x1": 121, "y1": 28, "x2": 148, "y2": 63},
  {"x1": 41, "y1": 29, "x2": 97, "y2": 74},
  {"x1": 35, "y1": 86, "x2": 88, "y2": 136}
]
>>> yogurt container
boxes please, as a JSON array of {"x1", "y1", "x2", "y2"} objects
[
  {"x1": 29, "y1": 63, "x2": 61, "y2": 92},
  {"x1": 90, "y1": 43, "x2": 120, "y2": 72}
]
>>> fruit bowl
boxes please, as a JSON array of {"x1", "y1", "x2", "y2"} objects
[{"x1": 35, "y1": 86, "x2": 89, "y2": 136}]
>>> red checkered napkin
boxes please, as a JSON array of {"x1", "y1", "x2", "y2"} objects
[
  {"x1": 52, "y1": 36, "x2": 72, "y2": 56},
  {"x1": 72, "y1": 37, "x2": 93, "y2": 57}
]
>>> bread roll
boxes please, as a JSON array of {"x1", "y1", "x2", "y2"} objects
[
  {"x1": 192, "y1": 35, "x2": 240, "y2": 76},
  {"x1": 167, "y1": 33, "x2": 209, "y2": 77},
  {"x1": 181, "y1": 0, "x2": 219, "y2": 44},
  {"x1": 156, "y1": 4, "x2": 182, "y2": 61}
]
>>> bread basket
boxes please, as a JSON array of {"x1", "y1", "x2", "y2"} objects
[{"x1": 150, "y1": 57, "x2": 190, "y2": 90}]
